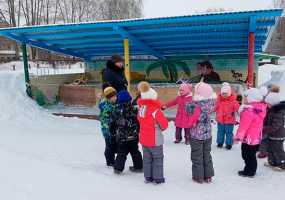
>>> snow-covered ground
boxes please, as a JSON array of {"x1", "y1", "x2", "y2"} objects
[
  {"x1": 0, "y1": 70, "x2": 284, "y2": 199},
  {"x1": 0, "y1": 61, "x2": 85, "y2": 75}
]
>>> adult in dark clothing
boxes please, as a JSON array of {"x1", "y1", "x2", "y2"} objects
[
  {"x1": 190, "y1": 62, "x2": 205, "y2": 83},
  {"x1": 264, "y1": 93, "x2": 285, "y2": 169},
  {"x1": 202, "y1": 61, "x2": 221, "y2": 83},
  {"x1": 110, "y1": 90, "x2": 143, "y2": 174},
  {"x1": 102, "y1": 55, "x2": 128, "y2": 92}
]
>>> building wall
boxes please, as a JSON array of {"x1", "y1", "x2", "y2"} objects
[
  {"x1": 0, "y1": 23, "x2": 17, "y2": 63},
  {"x1": 265, "y1": 17, "x2": 285, "y2": 56}
]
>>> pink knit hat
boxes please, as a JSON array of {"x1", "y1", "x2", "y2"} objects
[
  {"x1": 221, "y1": 82, "x2": 232, "y2": 96},
  {"x1": 194, "y1": 82, "x2": 217, "y2": 101},
  {"x1": 179, "y1": 83, "x2": 192, "y2": 96}
]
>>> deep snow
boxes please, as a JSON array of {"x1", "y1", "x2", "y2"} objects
[{"x1": 0, "y1": 71, "x2": 284, "y2": 200}]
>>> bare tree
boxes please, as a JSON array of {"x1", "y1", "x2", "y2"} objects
[
  {"x1": 100, "y1": 0, "x2": 143, "y2": 20},
  {"x1": 273, "y1": 0, "x2": 285, "y2": 8}
]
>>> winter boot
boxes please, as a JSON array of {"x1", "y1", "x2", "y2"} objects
[
  {"x1": 217, "y1": 144, "x2": 223, "y2": 148},
  {"x1": 129, "y1": 166, "x2": 143, "y2": 173},
  {"x1": 192, "y1": 177, "x2": 203, "y2": 184},
  {"x1": 238, "y1": 171, "x2": 255, "y2": 178},
  {"x1": 114, "y1": 169, "x2": 122, "y2": 175},
  {"x1": 153, "y1": 178, "x2": 165, "y2": 185},
  {"x1": 144, "y1": 177, "x2": 153, "y2": 184},
  {"x1": 204, "y1": 177, "x2": 212, "y2": 183},
  {"x1": 257, "y1": 152, "x2": 268, "y2": 159},
  {"x1": 226, "y1": 145, "x2": 232, "y2": 150},
  {"x1": 174, "y1": 140, "x2": 182, "y2": 144}
]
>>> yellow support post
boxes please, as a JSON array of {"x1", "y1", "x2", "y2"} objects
[{"x1": 124, "y1": 39, "x2": 131, "y2": 92}]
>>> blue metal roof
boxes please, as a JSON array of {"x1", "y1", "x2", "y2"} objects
[{"x1": 0, "y1": 9, "x2": 282, "y2": 61}]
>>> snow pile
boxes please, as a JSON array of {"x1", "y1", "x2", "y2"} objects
[
  {"x1": 258, "y1": 63, "x2": 285, "y2": 100},
  {"x1": 0, "y1": 71, "x2": 284, "y2": 200}
]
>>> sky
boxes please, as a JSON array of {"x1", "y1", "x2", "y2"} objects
[{"x1": 143, "y1": 0, "x2": 274, "y2": 18}]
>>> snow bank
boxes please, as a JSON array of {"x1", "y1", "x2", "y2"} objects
[
  {"x1": 0, "y1": 71, "x2": 284, "y2": 200},
  {"x1": 258, "y1": 63, "x2": 285, "y2": 100}
]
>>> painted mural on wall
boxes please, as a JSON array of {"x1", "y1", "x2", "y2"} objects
[{"x1": 87, "y1": 58, "x2": 255, "y2": 84}]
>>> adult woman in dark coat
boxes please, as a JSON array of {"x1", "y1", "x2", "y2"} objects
[{"x1": 102, "y1": 55, "x2": 128, "y2": 92}]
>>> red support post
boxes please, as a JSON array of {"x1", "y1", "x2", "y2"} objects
[{"x1": 247, "y1": 32, "x2": 255, "y2": 87}]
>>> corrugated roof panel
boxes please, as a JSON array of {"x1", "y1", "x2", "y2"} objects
[{"x1": 0, "y1": 9, "x2": 282, "y2": 60}]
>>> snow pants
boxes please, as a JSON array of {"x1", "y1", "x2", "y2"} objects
[
  {"x1": 217, "y1": 123, "x2": 234, "y2": 146},
  {"x1": 104, "y1": 137, "x2": 117, "y2": 166},
  {"x1": 142, "y1": 145, "x2": 164, "y2": 182},
  {"x1": 114, "y1": 140, "x2": 143, "y2": 172},
  {"x1": 190, "y1": 138, "x2": 214, "y2": 179},
  {"x1": 241, "y1": 143, "x2": 259, "y2": 176},
  {"x1": 175, "y1": 127, "x2": 191, "y2": 142},
  {"x1": 268, "y1": 139, "x2": 285, "y2": 167}
]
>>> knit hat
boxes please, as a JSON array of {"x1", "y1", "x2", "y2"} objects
[
  {"x1": 179, "y1": 83, "x2": 192, "y2": 96},
  {"x1": 138, "y1": 81, "x2": 158, "y2": 100},
  {"x1": 221, "y1": 82, "x2": 231, "y2": 96},
  {"x1": 265, "y1": 92, "x2": 280, "y2": 106},
  {"x1": 111, "y1": 54, "x2": 124, "y2": 63},
  {"x1": 103, "y1": 86, "x2": 117, "y2": 99},
  {"x1": 117, "y1": 90, "x2": 132, "y2": 104},
  {"x1": 193, "y1": 82, "x2": 217, "y2": 101},
  {"x1": 244, "y1": 88, "x2": 263, "y2": 103}
]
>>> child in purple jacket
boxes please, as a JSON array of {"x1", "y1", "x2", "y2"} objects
[{"x1": 186, "y1": 82, "x2": 217, "y2": 184}]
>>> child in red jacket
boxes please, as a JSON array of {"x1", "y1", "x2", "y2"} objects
[
  {"x1": 137, "y1": 82, "x2": 169, "y2": 184},
  {"x1": 216, "y1": 82, "x2": 240, "y2": 150}
]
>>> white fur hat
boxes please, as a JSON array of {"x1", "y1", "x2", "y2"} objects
[
  {"x1": 141, "y1": 88, "x2": 158, "y2": 100},
  {"x1": 138, "y1": 81, "x2": 158, "y2": 100}
]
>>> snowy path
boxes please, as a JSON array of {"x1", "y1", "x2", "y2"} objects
[{"x1": 0, "y1": 72, "x2": 284, "y2": 200}]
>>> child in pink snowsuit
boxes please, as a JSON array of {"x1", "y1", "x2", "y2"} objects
[
  {"x1": 234, "y1": 88, "x2": 267, "y2": 178},
  {"x1": 163, "y1": 83, "x2": 194, "y2": 145}
]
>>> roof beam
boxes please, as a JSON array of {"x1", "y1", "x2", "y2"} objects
[
  {"x1": 21, "y1": 30, "x2": 119, "y2": 40},
  {"x1": 140, "y1": 31, "x2": 267, "y2": 40},
  {"x1": 127, "y1": 22, "x2": 273, "y2": 35},
  {"x1": 113, "y1": 25, "x2": 165, "y2": 59},
  {"x1": 50, "y1": 38, "x2": 265, "y2": 48},
  {"x1": 149, "y1": 39, "x2": 265, "y2": 46},
  {"x1": 3, "y1": 33, "x2": 86, "y2": 59},
  {"x1": 249, "y1": 16, "x2": 257, "y2": 32},
  {"x1": 31, "y1": 30, "x2": 267, "y2": 43},
  {"x1": 47, "y1": 38, "x2": 123, "y2": 45},
  {"x1": 66, "y1": 40, "x2": 263, "y2": 51}
]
